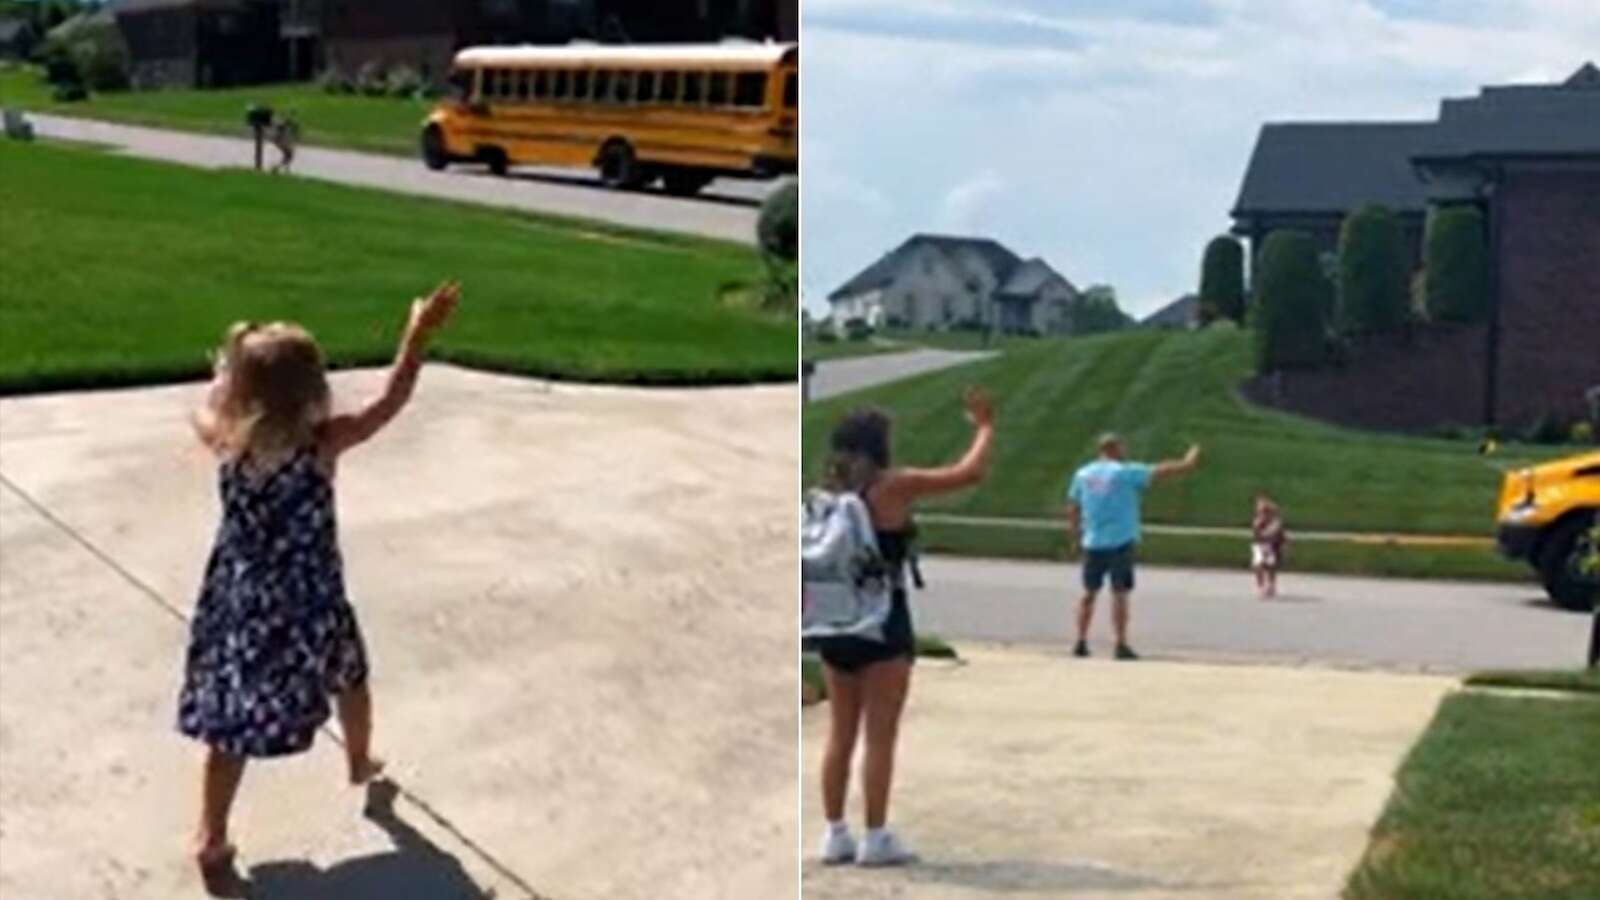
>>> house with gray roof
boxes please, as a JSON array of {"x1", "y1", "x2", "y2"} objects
[
  {"x1": 827, "y1": 234, "x2": 1080, "y2": 335},
  {"x1": 1230, "y1": 63, "x2": 1600, "y2": 429}
]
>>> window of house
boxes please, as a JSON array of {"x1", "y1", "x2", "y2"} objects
[
  {"x1": 593, "y1": 69, "x2": 613, "y2": 104},
  {"x1": 659, "y1": 71, "x2": 680, "y2": 103},
  {"x1": 707, "y1": 71, "x2": 729, "y2": 105},
  {"x1": 734, "y1": 72, "x2": 766, "y2": 108},
  {"x1": 552, "y1": 69, "x2": 570, "y2": 100},
  {"x1": 783, "y1": 72, "x2": 796, "y2": 109},
  {"x1": 636, "y1": 71, "x2": 656, "y2": 103}
]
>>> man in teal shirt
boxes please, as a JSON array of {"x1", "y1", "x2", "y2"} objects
[{"x1": 1065, "y1": 433, "x2": 1201, "y2": 659}]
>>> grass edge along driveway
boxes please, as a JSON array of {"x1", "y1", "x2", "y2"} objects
[
  {"x1": 0, "y1": 140, "x2": 794, "y2": 392},
  {"x1": 1343, "y1": 685, "x2": 1600, "y2": 900}
]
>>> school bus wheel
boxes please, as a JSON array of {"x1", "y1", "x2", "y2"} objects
[
  {"x1": 420, "y1": 125, "x2": 451, "y2": 171},
  {"x1": 1537, "y1": 511, "x2": 1598, "y2": 612},
  {"x1": 480, "y1": 147, "x2": 510, "y2": 177},
  {"x1": 598, "y1": 139, "x2": 645, "y2": 190},
  {"x1": 662, "y1": 168, "x2": 714, "y2": 197}
]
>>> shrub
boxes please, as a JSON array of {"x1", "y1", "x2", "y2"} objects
[
  {"x1": 1572, "y1": 421, "x2": 1595, "y2": 445},
  {"x1": 1199, "y1": 235, "x2": 1246, "y2": 324},
  {"x1": 757, "y1": 179, "x2": 798, "y2": 263},
  {"x1": 1337, "y1": 204, "x2": 1410, "y2": 335},
  {"x1": 316, "y1": 66, "x2": 353, "y2": 94},
  {"x1": 1252, "y1": 230, "x2": 1333, "y2": 373},
  {"x1": 356, "y1": 60, "x2": 387, "y2": 97},
  {"x1": 1522, "y1": 411, "x2": 1570, "y2": 445},
  {"x1": 1425, "y1": 205, "x2": 1490, "y2": 324},
  {"x1": 386, "y1": 64, "x2": 423, "y2": 98}
]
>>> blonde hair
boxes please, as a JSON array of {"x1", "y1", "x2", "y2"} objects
[{"x1": 201, "y1": 321, "x2": 331, "y2": 467}]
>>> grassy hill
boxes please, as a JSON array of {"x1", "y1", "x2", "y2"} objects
[
  {"x1": 0, "y1": 140, "x2": 792, "y2": 391},
  {"x1": 802, "y1": 327, "x2": 1568, "y2": 576}
]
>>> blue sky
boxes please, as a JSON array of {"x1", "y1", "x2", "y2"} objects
[{"x1": 799, "y1": 0, "x2": 1600, "y2": 317}]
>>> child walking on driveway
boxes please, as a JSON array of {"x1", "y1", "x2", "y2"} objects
[
  {"x1": 176, "y1": 281, "x2": 460, "y2": 895},
  {"x1": 1251, "y1": 492, "x2": 1287, "y2": 599}
]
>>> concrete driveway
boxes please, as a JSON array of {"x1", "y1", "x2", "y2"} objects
[
  {"x1": 802, "y1": 645, "x2": 1453, "y2": 900},
  {"x1": 29, "y1": 114, "x2": 769, "y2": 245},
  {"x1": 0, "y1": 366, "x2": 796, "y2": 900}
]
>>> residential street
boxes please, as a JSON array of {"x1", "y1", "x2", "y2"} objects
[
  {"x1": 909, "y1": 555, "x2": 1585, "y2": 673},
  {"x1": 29, "y1": 114, "x2": 770, "y2": 244}
]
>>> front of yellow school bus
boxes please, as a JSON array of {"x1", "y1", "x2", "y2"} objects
[{"x1": 1495, "y1": 449, "x2": 1600, "y2": 611}]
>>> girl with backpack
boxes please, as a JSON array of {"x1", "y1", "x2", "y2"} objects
[{"x1": 812, "y1": 387, "x2": 993, "y2": 866}]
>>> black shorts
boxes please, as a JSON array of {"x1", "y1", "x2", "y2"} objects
[
  {"x1": 813, "y1": 592, "x2": 914, "y2": 674},
  {"x1": 1082, "y1": 542, "x2": 1136, "y2": 592}
]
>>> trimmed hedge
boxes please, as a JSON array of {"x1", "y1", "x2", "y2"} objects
[
  {"x1": 1253, "y1": 230, "x2": 1332, "y2": 372},
  {"x1": 1426, "y1": 205, "x2": 1490, "y2": 324},
  {"x1": 1338, "y1": 204, "x2": 1410, "y2": 335},
  {"x1": 1199, "y1": 234, "x2": 1247, "y2": 324},
  {"x1": 757, "y1": 179, "x2": 798, "y2": 262}
]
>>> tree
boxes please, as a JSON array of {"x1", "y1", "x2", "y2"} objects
[
  {"x1": 1425, "y1": 205, "x2": 1490, "y2": 324},
  {"x1": 1337, "y1": 204, "x2": 1409, "y2": 335},
  {"x1": 1069, "y1": 285, "x2": 1133, "y2": 335},
  {"x1": 1199, "y1": 235, "x2": 1246, "y2": 324},
  {"x1": 1252, "y1": 230, "x2": 1332, "y2": 372}
]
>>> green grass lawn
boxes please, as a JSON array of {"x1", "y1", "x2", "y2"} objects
[
  {"x1": 803, "y1": 327, "x2": 1564, "y2": 538},
  {"x1": 1344, "y1": 692, "x2": 1600, "y2": 900},
  {"x1": 0, "y1": 140, "x2": 793, "y2": 390},
  {"x1": 0, "y1": 65, "x2": 427, "y2": 157},
  {"x1": 802, "y1": 337, "x2": 903, "y2": 361},
  {"x1": 1465, "y1": 669, "x2": 1600, "y2": 694}
]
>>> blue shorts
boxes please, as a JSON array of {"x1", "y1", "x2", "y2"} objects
[{"x1": 1082, "y1": 542, "x2": 1136, "y2": 592}]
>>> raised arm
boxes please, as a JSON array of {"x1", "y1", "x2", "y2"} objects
[
  {"x1": 1150, "y1": 444, "x2": 1202, "y2": 484},
  {"x1": 885, "y1": 387, "x2": 995, "y2": 500},
  {"x1": 322, "y1": 281, "x2": 460, "y2": 457}
]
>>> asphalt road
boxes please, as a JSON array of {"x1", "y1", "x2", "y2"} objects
[
  {"x1": 29, "y1": 114, "x2": 770, "y2": 244},
  {"x1": 908, "y1": 555, "x2": 1586, "y2": 673},
  {"x1": 807, "y1": 348, "x2": 996, "y2": 400}
]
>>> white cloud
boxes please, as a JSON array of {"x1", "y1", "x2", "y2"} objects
[{"x1": 800, "y1": 0, "x2": 1600, "y2": 317}]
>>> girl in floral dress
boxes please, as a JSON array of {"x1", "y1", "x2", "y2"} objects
[{"x1": 177, "y1": 281, "x2": 459, "y2": 894}]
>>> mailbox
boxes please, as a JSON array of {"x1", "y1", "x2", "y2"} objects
[{"x1": 245, "y1": 104, "x2": 274, "y2": 130}]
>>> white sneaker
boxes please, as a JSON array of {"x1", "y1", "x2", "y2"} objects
[
  {"x1": 856, "y1": 829, "x2": 918, "y2": 867},
  {"x1": 820, "y1": 825, "x2": 857, "y2": 865}
]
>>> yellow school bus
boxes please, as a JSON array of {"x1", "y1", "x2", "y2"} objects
[{"x1": 420, "y1": 42, "x2": 797, "y2": 195}]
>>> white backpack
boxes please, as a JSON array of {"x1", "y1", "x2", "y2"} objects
[{"x1": 801, "y1": 490, "x2": 893, "y2": 643}]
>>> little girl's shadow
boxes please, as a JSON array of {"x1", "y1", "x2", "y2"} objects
[{"x1": 246, "y1": 780, "x2": 495, "y2": 900}]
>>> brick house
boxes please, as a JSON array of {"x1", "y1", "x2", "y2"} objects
[
  {"x1": 1231, "y1": 63, "x2": 1600, "y2": 431},
  {"x1": 323, "y1": 0, "x2": 796, "y2": 85},
  {"x1": 827, "y1": 234, "x2": 1081, "y2": 335},
  {"x1": 113, "y1": 0, "x2": 285, "y2": 89}
]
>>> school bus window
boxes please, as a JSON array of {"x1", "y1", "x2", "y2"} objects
[
  {"x1": 784, "y1": 72, "x2": 796, "y2": 109},
  {"x1": 614, "y1": 71, "x2": 634, "y2": 103},
  {"x1": 552, "y1": 69, "x2": 569, "y2": 100},
  {"x1": 659, "y1": 71, "x2": 680, "y2": 103},
  {"x1": 734, "y1": 72, "x2": 766, "y2": 108},
  {"x1": 593, "y1": 69, "x2": 613, "y2": 104},
  {"x1": 572, "y1": 69, "x2": 590, "y2": 99},
  {"x1": 683, "y1": 71, "x2": 704, "y2": 104},
  {"x1": 517, "y1": 70, "x2": 533, "y2": 101},
  {"x1": 636, "y1": 71, "x2": 656, "y2": 102},
  {"x1": 707, "y1": 71, "x2": 729, "y2": 106},
  {"x1": 447, "y1": 68, "x2": 472, "y2": 101},
  {"x1": 531, "y1": 69, "x2": 547, "y2": 100}
]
